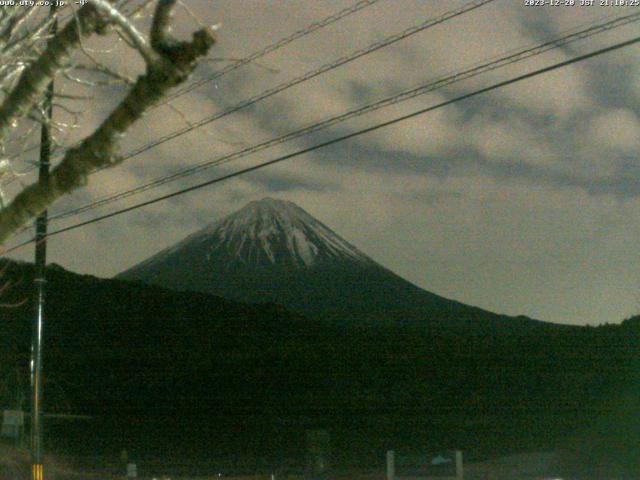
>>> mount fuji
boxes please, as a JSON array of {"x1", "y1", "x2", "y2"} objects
[{"x1": 118, "y1": 198, "x2": 548, "y2": 331}]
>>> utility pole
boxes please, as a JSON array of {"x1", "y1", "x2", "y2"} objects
[{"x1": 31, "y1": 6, "x2": 57, "y2": 480}]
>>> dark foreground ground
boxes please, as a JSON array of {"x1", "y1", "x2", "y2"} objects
[
  {"x1": 0, "y1": 445, "x2": 631, "y2": 480},
  {"x1": 1, "y1": 263, "x2": 639, "y2": 478}
]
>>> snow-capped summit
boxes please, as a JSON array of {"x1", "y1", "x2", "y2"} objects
[
  {"x1": 126, "y1": 198, "x2": 374, "y2": 274},
  {"x1": 197, "y1": 197, "x2": 373, "y2": 268}
]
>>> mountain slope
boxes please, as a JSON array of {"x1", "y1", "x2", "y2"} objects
[{"x1": 118, "y1": 198, "x2": 550, "y2": 332}]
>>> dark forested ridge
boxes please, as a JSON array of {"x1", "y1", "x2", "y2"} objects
[{"x1": 0, "y1": 260, "x2": 638, "y2": 476}]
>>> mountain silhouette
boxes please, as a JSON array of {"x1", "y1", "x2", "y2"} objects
[{"x1": 118, "y1": 198, "x2": 551, "y2": 332}]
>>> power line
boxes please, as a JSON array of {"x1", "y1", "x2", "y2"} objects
[
  {"x1": 95, "y1": 0, "x2": 496, "y2": 171},
  {"x1": 18, "y1": 33, "x2": 636, "y2": 246},
  {"x1": 157, "y1": 0, "x2": 384, "y2": 106},
  {"x1": 48, "y1": 10, "x2": 640, "y2": 222}
]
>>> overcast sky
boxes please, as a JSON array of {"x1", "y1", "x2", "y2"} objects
[{"x1": 4, "y1": 0, "x2": 640, "y2": 326}]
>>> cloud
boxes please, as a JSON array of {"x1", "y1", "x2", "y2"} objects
[
  {"x1": 587, "y1": 108, "x2": 640, "y2": 154},
  {"x1": 4, "y1": 0, "x2": 640, "y2": 326},
  {"x1": 467, "y1": 114, "x2": 562, "y2": 171}
]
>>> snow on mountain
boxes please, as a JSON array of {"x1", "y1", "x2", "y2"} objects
[{"x1": 131, "y1": 198, "x2": 375, "y2": 272}]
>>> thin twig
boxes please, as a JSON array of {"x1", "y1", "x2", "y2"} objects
[{"x1": 89, "y1": 0, "x2": 158, "y2": 64}]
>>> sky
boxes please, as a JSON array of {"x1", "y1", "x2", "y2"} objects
[{"x1": 3, "y1": 0, "x2": 640, "y2": 326}]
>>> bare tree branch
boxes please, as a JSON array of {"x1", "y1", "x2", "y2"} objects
[
  {"x1": 89, "y1": 0, "x2": 159, "y2": 64},
  {"x1": 0, "y1": 2, "x2": 216, "y2": 244},
  {"x1": 150, "y1": 0, "x2": 176, "y2": 51}
]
